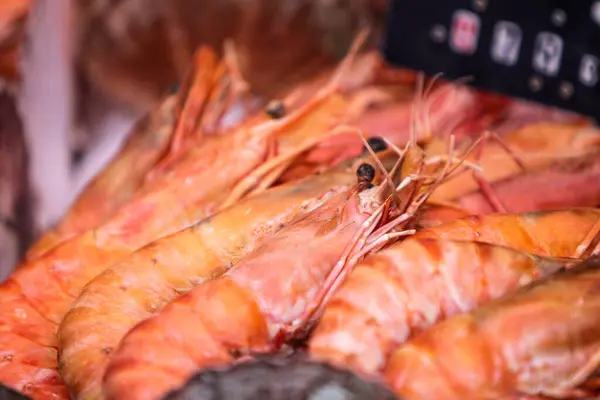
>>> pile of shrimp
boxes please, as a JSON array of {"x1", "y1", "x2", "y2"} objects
[{"x1": 1, "y1": 30, "x2": 600, "y2": 400}]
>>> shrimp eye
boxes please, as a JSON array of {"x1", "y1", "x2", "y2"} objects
[
  {"x1": 168, "y1": 82, "x2": 180, "y2": 94},
  {"x1": 357, "y1": 163, "x2": 376, "y2": 182},
  {"x1": 265, "y1": 100, "x2": 286, "y2": 119},
  {"x1": 356, "y1": 163, "x2": 376, "y2": 191},
  {"x1": 362, "y1": 137, "x2": 387, "y2": 154}
]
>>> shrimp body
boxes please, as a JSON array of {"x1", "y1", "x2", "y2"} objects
[
  {"x1": 412, "y1": 208, "x2": 600, "y2": 257},
  {"x1": 309, "y1": 238, "x2": 572, "y2": 375},
  {"x1": 385, "y1": 258, "x2": 600, "y2": 400},
  {"x1": 57, "y1": 151, "x2": 394, "y2": 400}
]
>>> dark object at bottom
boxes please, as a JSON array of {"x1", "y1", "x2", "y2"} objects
[
  {"x1": 162, "y1": 353, "x2": 399, "y2": 400},
  {"x1": 0, "y1": 385, "x2": 31, "y2": 400}
]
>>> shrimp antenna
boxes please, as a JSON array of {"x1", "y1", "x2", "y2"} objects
[
  {"x1": 436, "y1": 106, "x2": 469, "y2": 144},
  {"x1": 422, "y1": 75, "x2": 474, "y2": 141},
  {"x1": 429, "y1": 134, "x2": 457, "y2": 191},
  {"x1": 328, "y1": 27, "x2": 371, "y2": 90},
  {"x1": 424, "y1": 73, "x2": 444, "y2": 99},
  {"x1": 384, "y1": 139, "x2": 410, "y2": 179},
  {"x1": 409, "y1": 73, "x2": 424, "y2": 145},
  {"x1": 174, "y1": 48, "x2": 201, "y2": 111},
  {"x1": 425, "y1": 75, "x2": 474, "y2": 109},
  {"x1": 147, "y1": 47, "x2": 221, "y2": 180},
  {"x1": 223, "y1": 39, "x2": 250, "y2": 96},
  {"x1": 420, "y1": 73, "x2": 444, "y2": 140},
  {"x1": 417, "y1": 73, "x2": 427, "y2": 142},
  {"x1": 356, "y1": 130, "x2": 403, "y2": 208}
]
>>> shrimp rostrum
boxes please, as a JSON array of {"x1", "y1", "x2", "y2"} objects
[
  {"x1": 101, "y1": 137, "x2": 461, "y2": 400},
  {"x1": 385, "y1": 255, "x2": 600, "y2": 400}
]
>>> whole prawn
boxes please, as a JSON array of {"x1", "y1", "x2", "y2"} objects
[
  {"x1": 384, "y1": 256, "x2": 600, "y2": 399},
  {"x1": 101, "y1": 138, "x2": 455, "y2": 400},
  {"x1": 308, "y1": 238, "x2": 580, "y2": 375},
  {"x1": 57, "y1": 147, "x2": 397, "y2": 400}
]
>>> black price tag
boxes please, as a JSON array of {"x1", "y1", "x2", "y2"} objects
[{"x1": 382, "y1": 0, "x2": 600, "y2": 119}]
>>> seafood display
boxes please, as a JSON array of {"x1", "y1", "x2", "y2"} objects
[{"x1": 2, "y1": 23, "x2": 600, "y2": 400}]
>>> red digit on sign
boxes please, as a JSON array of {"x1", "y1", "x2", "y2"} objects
[{"x1": 450, "y1": 10, "x2": 481, "y2": 54}]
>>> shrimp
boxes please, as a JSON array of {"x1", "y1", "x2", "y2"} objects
[
  {"x1": 308, "y1": 238, "x2": 578, "y2": 375},
  {"x1": 57, "y1": 148, "x2": 396, "y2": 400},
  {"x1": 457, "y1": 152, "x2": 600, "y2": 214},
  {"x1": 430, "y1": 123, "x2": 600, "y2": 204},
  {"x1": 0, "y1": 32, "x2": 375, "y2": 399},
  {"x1": 411, "y1": 208, "x2": 600, "y2": 257},
  {"x1": 384, "y1": 256, "x2": 600, "y2": 400},
  {"x1": 143, "y1": 44, "x2": 254, "y2": 181},
  {"x1": 101, "y1": 138, "x2": 452, "y2": 400}
]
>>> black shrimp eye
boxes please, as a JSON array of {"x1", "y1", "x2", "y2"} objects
[
  {"x1": 356, "y1": 163, "x2": 376, "y2": 182},
  {"x1": 265, "y1": 100, "x2": 286, "y2": 119},
  {"x1": 362, "y1": 137, "x2": 387, "y2": 154},
  {"x1": 168, "y1": 82, "x2": 180, "y2": 94}
]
